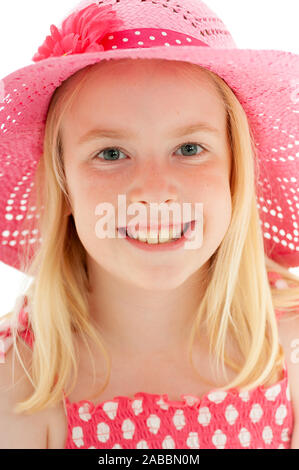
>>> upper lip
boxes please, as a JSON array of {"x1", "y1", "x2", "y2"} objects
[{"x1": 119, "y1": 221, "x2": 193, "y2": 231}]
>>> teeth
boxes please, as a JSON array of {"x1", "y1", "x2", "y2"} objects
[
  {"x1": 126, "y1": 223, "x2": 190, "y2": 244},
  {"x1": 159, "y1": 227, "x2": 181, "y2": 243}
]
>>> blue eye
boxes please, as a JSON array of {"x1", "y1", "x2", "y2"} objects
[
  {"x1": 91, "y1": 142, "x2": 207, "y2": 162},
  {"x1": 176, "y1": 143, "x2": 207, "y2": 158}
]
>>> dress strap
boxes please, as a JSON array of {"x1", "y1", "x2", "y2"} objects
[{"x1": 0, "y1": 295, "x2": 33, "y2": 363}]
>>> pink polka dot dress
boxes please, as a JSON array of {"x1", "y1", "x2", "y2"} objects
[{"x1": 0, "y1": 271, "x2": 295, "y2": 449}]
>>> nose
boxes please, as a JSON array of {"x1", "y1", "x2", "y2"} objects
[
  {"x1": 122, "y1": 159, "x2": 193, "y2": 227},
  {"x1": 130, "y1": 159, "x2": 179, "y2": 203}
]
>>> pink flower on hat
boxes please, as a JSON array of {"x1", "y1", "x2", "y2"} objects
[{"x1": 32, "y1": 3, "x2": 125, "y2": 62}]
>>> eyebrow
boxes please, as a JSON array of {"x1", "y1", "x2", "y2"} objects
[{"x1": 78, "y1": 122, "x2": 220, "y2": 144}]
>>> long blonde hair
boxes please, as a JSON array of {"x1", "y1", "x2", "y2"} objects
[{"x1": 4, "y1": 58, "x2": 299, "y2": 415}]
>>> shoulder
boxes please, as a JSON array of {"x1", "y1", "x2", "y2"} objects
[
  {"x1": 269, "y1": 268, "x2": 299, "y2": 447},
  {"x1": 277, "y1": 313, "x2": 299, "y2": 448},
  {"x1": 0, "y1": 300, "x2": 54, "y2": 449},
  {"x1": 273, "y1": 270, "x2": 299, "y2": 387},
  {"x1": 0, "y1": 306, "x2": 68, "y2": 449},
  {"x1": 0, "y1": 333, "x2": 50, "y2": 448},
  {"x1": 277, "y1": 312, "x2": 299, "y2": 393},
  {"x1": 0, "y1": 299, "x2": 68, "y2": 449}
]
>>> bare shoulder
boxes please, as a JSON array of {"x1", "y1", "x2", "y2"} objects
[
  {"x1": 277, "y1": 313, "x2": 299, "y2": 448},
  {"x1": 0, "y1": 336, "x2": 55, "y2": 449},
  {"x1": 47, "y1": 395, "x2": 68, "y2": 449},
  {"x1": 277, "y1": 312, "x2": 299, "y2": 381}
]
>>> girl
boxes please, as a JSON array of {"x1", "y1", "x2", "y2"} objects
[{"x1": 0, "y1": 0, "x2": 299, "y2": 450}]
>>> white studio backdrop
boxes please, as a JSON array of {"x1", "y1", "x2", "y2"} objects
[{"x1": 0, "y1": 0, "x2": 298, "y2": 315}]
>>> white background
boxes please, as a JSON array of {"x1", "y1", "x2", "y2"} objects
[{"x1": 0, "y1": 1, "x2": 298, "y2": 315}]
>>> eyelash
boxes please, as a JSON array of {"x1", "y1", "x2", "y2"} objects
[{"x1": 91, "y1": 142, "x2": 208, "y2": 163}]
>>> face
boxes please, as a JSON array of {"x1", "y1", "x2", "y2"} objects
[{"x1": 61, "y1": 59, "x2": 232, "y2": 290}]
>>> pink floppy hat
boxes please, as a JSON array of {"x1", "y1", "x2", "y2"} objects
[{"x1": 0, "y1": 0, "x2": 298, "y2": 272}]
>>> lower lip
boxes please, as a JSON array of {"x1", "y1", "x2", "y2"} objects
[{"x1": 120, "y1": 221, "x2": 196, "y2": 252}]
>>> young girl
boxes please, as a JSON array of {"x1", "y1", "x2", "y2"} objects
[{"x1": 0, "y1": 0, "x2": 299, "y2": 450}]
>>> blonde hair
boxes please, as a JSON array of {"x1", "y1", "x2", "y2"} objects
[{"x1": 4, "y1": 58, "x2": 299, "y2": 415}]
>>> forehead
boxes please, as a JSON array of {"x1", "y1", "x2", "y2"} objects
[{"x1": 63, "y1": 59, "x2": 226, "y2": 135}]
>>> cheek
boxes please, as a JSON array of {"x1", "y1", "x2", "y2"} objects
[
  {"x1": 191, "y1": 166, "x2": 231, "y2": 207},
  {"x1": 67, "y1": 170, "x2": 122, "y2": 245},
  {"x1": 81, "y1": 166, "x2": 125, "y2": 202},
  {"x1": 192, "y1": 171, "x2": 232, "y2": 237},
  {"x1": 209, "y1": 186, "x2": 232, "y2": 225},
  {"x1": 68, "y1": 165, "x2": 120, "y2": 213},
  {"x1": 206, "y1": 182, "x2": 232, "y2": 245}
]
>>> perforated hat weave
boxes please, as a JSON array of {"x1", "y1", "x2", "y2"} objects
[{"x1": 0, "y1": 0, "x2": 298, "y2": 272}]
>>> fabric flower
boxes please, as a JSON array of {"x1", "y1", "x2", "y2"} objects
[
  {"x1": 0, "y1": 295, "x2": 32, "y2": 363},
  {"x1": 32, "y1": 3, "x2": 125, "y2": 62}
]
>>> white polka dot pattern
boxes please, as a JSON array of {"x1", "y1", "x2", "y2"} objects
[
  {"x1": 78, "y1": 403, "x2": 92, "y2": 422},
  {"x1": 197, "y1": 406, "x2": 211, "y2": 426},
  {"x1": 207, "y1": 390, "x2": 227, "y2": 404},
  {"x1": 97, "y1": 422, "x2": 110, "y2": 443},
  {"x1": 122, "y1": 418, "x2": 135, "y2": 439},
  {"x1": 172, "y1": 409, "x2": 186, "y2": 431},
  {"x1": 264, "y1": 384, "x2": 281, "y2": 401},
  {"x1": 102, "y1": 401, "x2": 118, "y2": 420},
  {"x1": 212, "y1": 429, "x2": 227, "y2": 449},
  {"x1": 262, "y1": 426, "x2": 273, "y2": 445},
  {"x1": 186, "y1": 432, "x2": 200, "y2": 449},
  {"x1": 275, "y1": 405, "x2": 288, "y2": 425},
  {"x1": 63, "y1": 368, "x2": 294, "y2": 449},
  {"x1": 225, "y1": 404, "x2": 239, "y2": 425},
  {"x1": 72, "y1": 426, "x2": 84, "y2": 448},
  {"x1": 249, "y1": 403, "x2": 263, "y2": 424},
  {"x1": 238, "y1": 427, "x2": 251, "y2": 447}
]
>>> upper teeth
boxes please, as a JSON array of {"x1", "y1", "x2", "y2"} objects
[{"x1": 126, "y1": 223, "x2": 189, "y2": 244}]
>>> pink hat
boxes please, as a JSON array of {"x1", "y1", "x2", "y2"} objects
[{"x1": 0, "y1": 0, "x2": 298, "y2": 271}]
